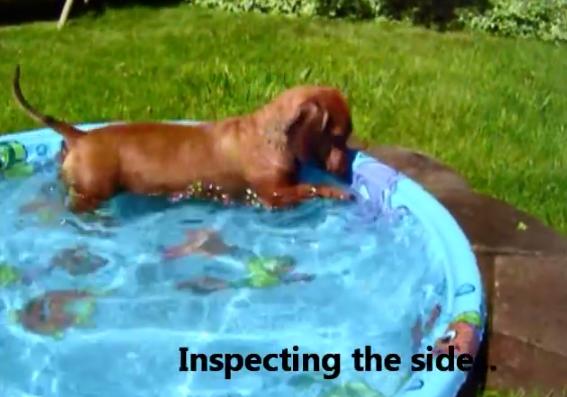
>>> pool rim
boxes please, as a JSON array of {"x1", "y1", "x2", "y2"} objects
[{"x1": 0, "y1": 121, "x2": 486, "y2": 397}]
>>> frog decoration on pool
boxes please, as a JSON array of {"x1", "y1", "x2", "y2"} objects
[
  {"x1": 164, "y1": 229, "x2": 314, "y2": 293},
  {"x1": 288, "y1": 375, "x2": 385, "y2": 397},
  {"x1": 434, "y1": 311, "x2": 482, "y2": 357},
  {"x1": 0, "y1": 245, "x2": 109, "y2": 286},
  {"x1": 0, "y1": 141, "x2": 35, "y2": 179},
  {"x1": 176, "y1": 255, "x2": 315, "y2": 294},
  {"x1": 0, "y1": 262, "x2": 20, "y2": 287},
  {"x1": 11, "y1": 290, "x2": 98, "y2": 338}
]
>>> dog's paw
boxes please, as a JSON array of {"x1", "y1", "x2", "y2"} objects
[{"x1": 316, "y1": 186, "x2": 354, "y2": 201}]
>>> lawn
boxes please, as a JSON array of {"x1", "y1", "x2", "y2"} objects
[{"x1": 0, "y1": 3, "x2": 566, "y2": 234}]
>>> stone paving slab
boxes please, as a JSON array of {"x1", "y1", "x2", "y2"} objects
[
  {"x1": 493, "y1": 255, "x2": 567, "y2": 358},
  {"x1": 488, "y1": 332, "x2": 567, "y2": 391},
  {"x1": 488, "y1": 255, "x2": 567, "y2": 391},
  {"x1": 439, "y1": 191, "x2": 567, "y2": 256}
]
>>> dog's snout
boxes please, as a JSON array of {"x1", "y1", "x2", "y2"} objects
[{"x1": 327, "y1": 148, "x2": 348, "y2": 176}]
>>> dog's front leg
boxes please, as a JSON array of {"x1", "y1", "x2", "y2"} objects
[
  {"x1": 255, "y1": 184, "x2": 353, "y2": 209},
  {"x1": 167, "y1": 181, "x2": 233, "y2": 205},
  {"x1": 66, "y1": 187, "x2": 103, "y2": 213}
]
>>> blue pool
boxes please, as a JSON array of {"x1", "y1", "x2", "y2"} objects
[{"x1": 0, "y1": 122, "x2": 485, "y2": 397}]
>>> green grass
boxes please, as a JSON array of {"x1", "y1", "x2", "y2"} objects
[{"x1": 0, "y1": 4, "x2": 566, "y2": 233}]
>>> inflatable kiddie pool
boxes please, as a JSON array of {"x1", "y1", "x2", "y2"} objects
[{"x1": 0, "y1": 121, "x2": 485, "y2": 397}]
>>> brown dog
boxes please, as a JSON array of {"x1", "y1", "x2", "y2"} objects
[{"x1": 12, "y1": 66, "x2": 354, "y2": 212}]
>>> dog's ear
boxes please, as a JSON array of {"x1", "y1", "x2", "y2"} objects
[
  {"x1": 264, "y1": 100, "x2": 328, "y2": 154},
  {"x1": 284, "y1": 100, "x2": 329, "y2": 160},
  {"x1": 285, "y1": 100, "x2": 328, "y2": 139}
]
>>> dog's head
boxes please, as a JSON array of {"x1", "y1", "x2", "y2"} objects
[{"x1": 264, "y1": 86, "x2": 353, "y2": 177}]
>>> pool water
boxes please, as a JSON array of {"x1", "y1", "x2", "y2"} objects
[{"x1": 0, "y1": 160, "x2": 447, "y2": 397}]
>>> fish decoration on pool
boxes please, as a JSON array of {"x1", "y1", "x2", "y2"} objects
[
  {"x1": 434, "y1": 311, "x2": 482, "y2": 358},
  {"x1": 411, "y1": 303, "x2": 442, "y2": 353},
  {"x1": 318, "y1": 381, "x2": 385, "y2": 397},
  {"x1": 19, "y1": 181, "x2": 118, "y2": 234},
  {"x1": 50, "y1": 245, "x2": 110, "y2": 276},
  {"x1": 19, "y1": 181, "x2": 67, "y2": 223},
  {"x1": 176, "y1": 255, "x2": 315, "y2": 294},
  {"x1": 11, "y1": 290, "x2": 98, "y2": 338},
  {"x1": 1, "y1": 245, "x2": 109, "y2": 288}
]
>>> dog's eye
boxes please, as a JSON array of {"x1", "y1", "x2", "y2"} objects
[
  {"x1": 440, "y1": 329, "x2": 457, "y2": 343},
  {"x1": 331, "y1": 132, "x2": 347, "y2": 147}
]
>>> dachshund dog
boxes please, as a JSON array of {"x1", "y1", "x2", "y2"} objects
[{"x1": 12, "y1": 65, "x2": 354, "y2": 212}]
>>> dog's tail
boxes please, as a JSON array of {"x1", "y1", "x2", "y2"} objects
[{"x1": 12, "y1": 65, "x2": 83, "y2": 145}]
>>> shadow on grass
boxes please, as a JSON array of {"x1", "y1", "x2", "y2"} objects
[
  {"x1": 0, "y1": 0, "x2": 97, "y2": 26},
  {"x1": 102, "y1": 0, "x2": 183, "y2": 9},
  {"x1": 382, "y1": 0, "x2": 492, "y2": 31},
  {"x1": 0, "y1": 0, "x2": 183, "y2": 27}
]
